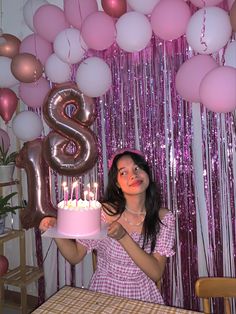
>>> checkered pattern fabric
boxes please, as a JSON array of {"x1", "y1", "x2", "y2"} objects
[
  {"x1": 32, "y1": 286, "x2": 202, "y2": 314},
  {"x1": 77, "y1": 212, "x2": 175, "y2": 304}
]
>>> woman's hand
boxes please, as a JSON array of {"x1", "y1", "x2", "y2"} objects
[
  {"x1": 39, "y1": 217, "x2": 57, "y2": 232},
  {"x1": 107, "y1": 221, "x2": 127, "y2": 241}
]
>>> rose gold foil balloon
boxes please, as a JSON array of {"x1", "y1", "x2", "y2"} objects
[
  {"x1": 11, "y1": 53, "x2": 43, "y2": 83},
  {"x1": 43, "y1": 83, "x2": 98, "y2": 176},
  {"x1": 0, "y1": 88, "x2": 18, "y2": 123},
  {"x1": 230, "y1": 0, "x2": 236, "y2": 31},
  {"x1": 0, "y1": 33, "x2": 21, "y2": 58},
  {"x1": 101, "y1": 0, "x2": 127, "y2": 18},
  {"x1": 16, "y1": 138, "x2": 57, "y2": 229}
]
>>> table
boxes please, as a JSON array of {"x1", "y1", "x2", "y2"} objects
[{"x1": 32, "y1": 286, "x2": 202, "y2": 314}]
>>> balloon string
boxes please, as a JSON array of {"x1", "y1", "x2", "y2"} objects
[{"x1": 200, "y1": 8, "x2": 207, "y2": 52}]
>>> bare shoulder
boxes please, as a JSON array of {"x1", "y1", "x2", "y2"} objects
[{"x1": 159, "y1": 208, "x2": 171, "y2": 220}]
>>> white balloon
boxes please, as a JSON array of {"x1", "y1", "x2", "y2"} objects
[
  {"x1": 45, "y1": 53, "x2": 71, "y2": 83},
  {"x1": 116, "y1": 12, "x2": 152, "y2": 53},
  {"x1": 12, "y1": 111, "x2": 44, "y2": 141},
  {"x1": 127, "y1": 0, "x2": 160, "y2": 15},
  {"x1": 224, "y1": 41, "x2": 236, "y2": 68},
  {"x1": 186, "y1": 7, "x2": 232, "y2": 54},
  {"x1": 53, "y1": 28, "x2": 87, "y2": 64},
  {"x1": 0, "y1": 57, "x2": 19, "y2": 87},
  {"x1": 23, "y1": 0, "x2": 48, "y2": 32},
  {"x1": 76, "y1": 57, "x2": 112, "y2": 97}
]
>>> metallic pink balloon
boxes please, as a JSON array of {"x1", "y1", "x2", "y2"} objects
[
  {"x1": 16, "y1": 138, "x2": 57, "y2": 229},
  {"x1": 0, "y1": 33, "x2": 21, "y2": 58},
  {"x1": 0, "y1": 88, "x2": 18, "y2": 123},
  {"x1": 11, "y1": 53, "x2": 43, "y2": 83},
  {"x1": 43, "y1": 84, "x2": 98, "y2": 176},
  {"x1": 101, "y1": 0, "x2": 127, "y2": 18},
  {"x1": 0, "y1": 255, "x2": 9, "y2": 276}
]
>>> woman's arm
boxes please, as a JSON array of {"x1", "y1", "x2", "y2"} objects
[
  {"x1": 108, "y1": 221, "x2": 166, "y2": 283},
  {"x1": 39, "y1": 217, "x2": 87, "y2": 265}
]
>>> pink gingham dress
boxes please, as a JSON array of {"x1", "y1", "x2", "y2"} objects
[{"x1": 77, "y1": 211, "x2": 175, "y2": 304}]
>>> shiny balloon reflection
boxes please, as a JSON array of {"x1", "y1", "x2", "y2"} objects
[
  {"x1": 16, "y1": 139, "x2": 57, "y2": 229},
  {"x1": 43, "y1": 84, "x2": 98, "y2": 176}
]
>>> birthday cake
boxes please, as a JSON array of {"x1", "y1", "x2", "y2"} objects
[{"x1": 57, "y1": 199, "x2": 101, "y2": 237}]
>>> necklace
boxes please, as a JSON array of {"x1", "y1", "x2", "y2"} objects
[
  {"x1": 125, "y1": 206, "x2": 146, "y2": 215},
  {"x1": 122, "y1": 211, "x2": 145, "y2": 226}
]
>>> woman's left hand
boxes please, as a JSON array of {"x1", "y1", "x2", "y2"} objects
[{"x1": 107, "y1": 221, "x2": 127, "y2": 241}]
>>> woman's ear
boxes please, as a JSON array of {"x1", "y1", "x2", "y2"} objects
[{"x1": 116, "y1": 182, "x2": 120, "y2": 189}]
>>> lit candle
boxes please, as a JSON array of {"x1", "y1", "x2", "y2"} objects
[
  {"x1": 87, "y1": 183, "x2": 91, "y2": 207},
  {"x1": 84, "y1": 190, "x2": 88, "y2": 201},
  {"x1": 94, "y1": 182, "x2": 98, "y2": 201},
  {"x1": 89, "y1": 192, "x2": 94, "y2": 201},
  {"x1": 75, "y1": 181, "x2": 79, "y2": 205},
  {"x1": 62, "y1": 182, "x2": 68, "y2": 204},
  {"x1": 70, "y1": 181, "x2": 77, "y2": 201}
]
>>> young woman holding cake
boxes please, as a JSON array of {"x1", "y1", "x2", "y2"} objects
[{"x1": 39, "y1": 149, "x2": 175, "y2": 304}]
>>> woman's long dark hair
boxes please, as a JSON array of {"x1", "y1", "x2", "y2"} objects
[{"x1": 101, "y1": 151, "x2": 163, "y2": 253}]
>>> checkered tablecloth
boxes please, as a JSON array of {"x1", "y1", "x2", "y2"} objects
[{"x1": 32, "y1": 286, "x2": 202, "y2": 314}]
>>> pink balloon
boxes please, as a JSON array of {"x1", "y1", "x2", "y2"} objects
[
  {"x1": 200, "y1": 66, "x2": 236, "y2": 113},
  {"x1": 175, "y1": 55, "x2": 218, "y2": 102},
  {"x1": 19, "y1": 77, "x2": 51, "y2": 109},
  {"x1": 0, "y1": 88, "x2": 18, "y2": 123},
  {"x1": 0, "y1": 128, "x2": 10, "y2": 152},
  {"x1": 20, "y1": 34, "x2": 53, "y2": 65},
  {"x1": 0, "y1": 255, "x2": 9, "y2": 276},
  {"x1": 189, "y1": 0, "x2": 223, "y2": 8},
  {"x1": 33, "y1": 4, "x2": 69, "y2": 42},
  {"x1": 151, "y1": 0, "x2": 191, "y2": 40},
  {"x1": 81, "y1": 12, "x2": 116, "y2": 50},
  {"x1": 64, "y1": 0, "x2": 98, "y2": 29}
]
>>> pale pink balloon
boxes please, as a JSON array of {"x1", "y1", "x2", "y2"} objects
[
  {"x1": 19, "y1": 77, "x2": 51, "y2": 109},
  {"x1": 64, "y1": 0, "x2": 98, "y2": 29},
  {"x1": 0, "y1": 88, "x2": 18, "y2": 123},
  {"x1": 33, "y1": 4, "x2": 70, "y2": 42},
  {"x1": 200, "y1": 66, "x2": 236, "y2": 113},
  {"x1": 81, "y1": 12, "x2": 116, "y2": 50},
  {"x1": 151, "y1": 0, "x2": 191, "y2": 41},
  {"x1": 189, "y1": 0, "x2": 223, "y2": 8},
  {"x1": 20, "y1": 34, "x2": 53, "y2": 65},
  {"x1": 0, "y1": 128, "x2": 10, "y2": 151},
  {"x1": 175, "y1": 55, "x2": 218, "y2": 102}
]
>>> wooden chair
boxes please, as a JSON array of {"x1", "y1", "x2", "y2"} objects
[{"x1": 195, "y1": 277, "x2": 236, "y2": 314}]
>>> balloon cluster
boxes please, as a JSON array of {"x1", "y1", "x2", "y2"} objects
[{"x1": 0, "y1": 0, "x2": 235, "y2": 117}]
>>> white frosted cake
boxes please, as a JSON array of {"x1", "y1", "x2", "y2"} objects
[{"x1": 57, "y1": 199, "x2": 101, "y2": 236}]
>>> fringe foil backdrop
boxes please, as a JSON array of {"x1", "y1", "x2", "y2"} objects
[
  {"x1": 38, "y1": 22, "x2": 235, "y2": 314},
  {"x1": 90, "y1": 36, "x2": 236, "y2": 312}
]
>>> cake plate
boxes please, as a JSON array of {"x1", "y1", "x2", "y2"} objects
[{"x1": 41, "y1": 223, "x2": 108, "y2": 240}]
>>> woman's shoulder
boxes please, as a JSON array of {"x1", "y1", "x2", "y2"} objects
[{"x1": 159, "y1": 208, "x2": 174, "y2": 221}]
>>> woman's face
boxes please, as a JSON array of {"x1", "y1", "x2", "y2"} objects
[{"x1": 116, "y1": 155, "x2": 149, "y2": 196}]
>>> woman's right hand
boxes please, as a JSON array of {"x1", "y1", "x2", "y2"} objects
[{"x1": 39, "y1": 217, "x2": 57, "y2": 232}]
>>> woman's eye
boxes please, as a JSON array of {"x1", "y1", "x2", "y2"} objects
[
  {"x1": 120, "y1": 170, "x2": 127, "y2": 176},
  {"x1": 134, "y1": 166, "x2": 140, "y2": 172}
]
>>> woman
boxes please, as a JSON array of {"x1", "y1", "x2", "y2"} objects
[{"x1": 39, "y1": 149, "x2": 175, "y2": 304}]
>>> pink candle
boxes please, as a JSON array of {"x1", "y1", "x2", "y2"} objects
[
  {"x1": 70, "y1": 181, "x2": 77, "y2": 201},
  {"x1": 87, "y1": 183, "x2": 91, "y2": 207},
  {"x1": 62, "y1": 182, "x2": 68, "y2": 205},
  {"x1": 94, "y1": 182, "x2": 98, "y2": 201},
  {"x1": 75, "y1": 181, "x2": 79, "y2": 205}
]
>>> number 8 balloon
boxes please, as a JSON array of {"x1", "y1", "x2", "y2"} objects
[{"x1": 43, "y1": 83, "x2": 98, "y2": 176}]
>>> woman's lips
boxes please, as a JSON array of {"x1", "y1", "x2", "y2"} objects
[{"x1": 129, "y1": 180, "x2": 143, "y2": 187}]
